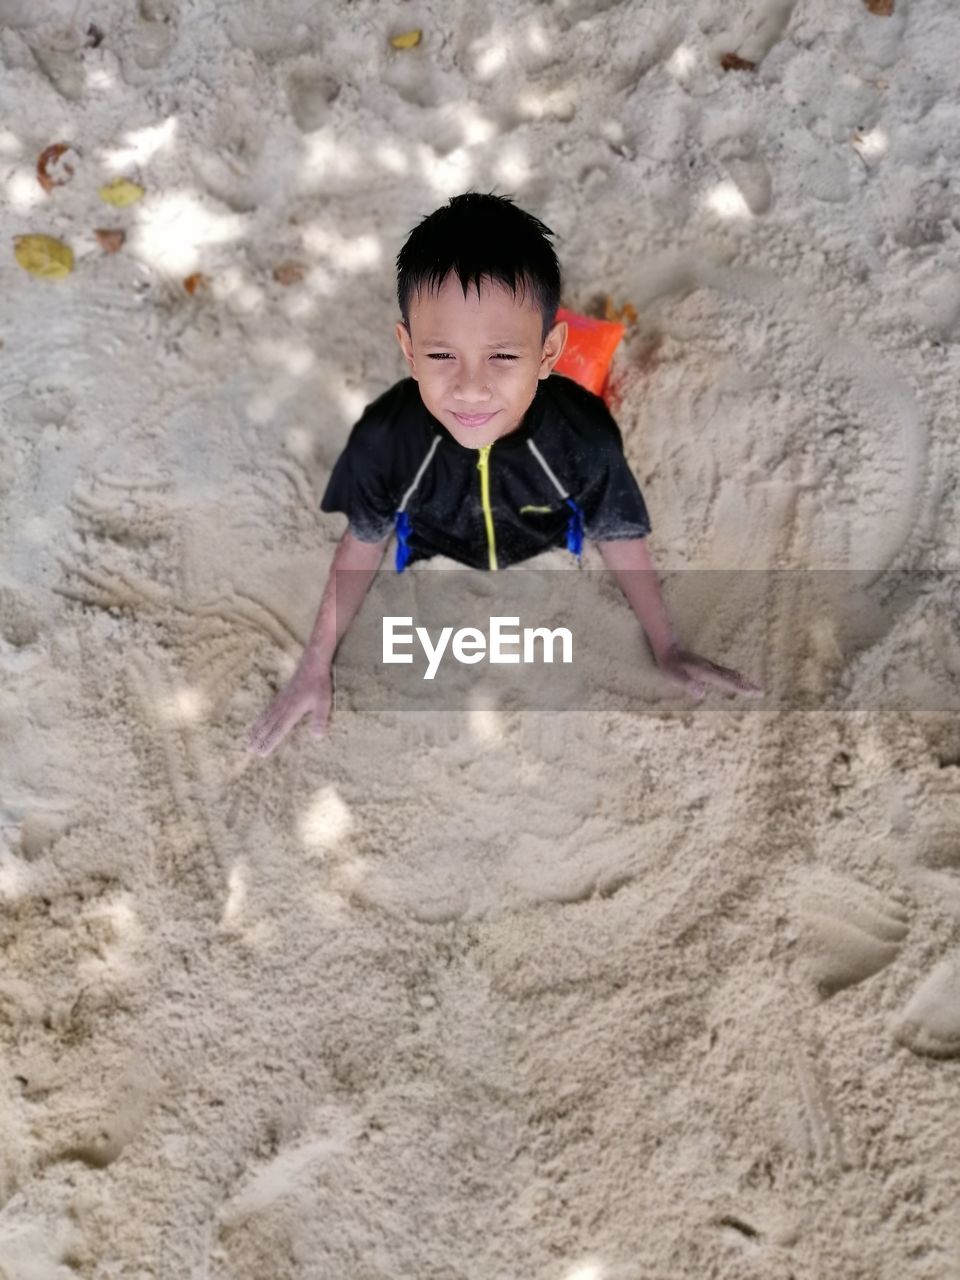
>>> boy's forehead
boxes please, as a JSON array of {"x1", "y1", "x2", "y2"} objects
[{"x1": 409, "y1": 274, "x2": 540, "y2": 339}]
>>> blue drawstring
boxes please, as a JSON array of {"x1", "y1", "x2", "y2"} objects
[
  {"x1": 565, "y1": 497, "x2": 584, "y2": 561},
  {"x1": 395, "y1": 510, "x2": 413, "y2": 573}
]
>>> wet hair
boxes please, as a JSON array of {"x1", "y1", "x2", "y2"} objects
[{"x1": 396, "y1": 191, "x2": 562, "y2": 345}]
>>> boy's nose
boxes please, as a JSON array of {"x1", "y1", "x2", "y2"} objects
[{"x1": 453, "y1": 367, "x2": 492, "y2": 402}]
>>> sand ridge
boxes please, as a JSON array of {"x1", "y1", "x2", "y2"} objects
[{"x1": 2, "y1": 0, "x2": 960, "y2": 1275}]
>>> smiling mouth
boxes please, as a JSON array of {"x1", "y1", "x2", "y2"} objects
[{"x1": 453, "y1": 411, "x2": 498, "y2": 426}]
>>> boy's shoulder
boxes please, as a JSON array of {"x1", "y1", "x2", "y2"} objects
[
  {"x1": 349, "y1": 376, "x2": 424, "y2": 441},
  {"x1": 541, "y1": 373, "x2": 625, "y2": 450}
]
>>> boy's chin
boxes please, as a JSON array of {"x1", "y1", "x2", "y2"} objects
[{"x1": 446, "y1": 417, "x2": 521, "y2": 449}]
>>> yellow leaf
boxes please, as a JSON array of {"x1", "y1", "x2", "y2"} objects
[
  {"x1": 98, "y1": 177, "x2": 145, "y2": 207},
  {"x1": 14, "y1": 234, "x2": 74, "y2": 279},
  {"x1": 389, "y1": 29, "x2": 422, "y2": 49}
]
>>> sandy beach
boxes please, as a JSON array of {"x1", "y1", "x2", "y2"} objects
[{"x1": 2, "y1": 0, "x2": 960, "y2": 1275}]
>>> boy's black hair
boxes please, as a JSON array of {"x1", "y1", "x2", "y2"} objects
[{"x1": 396, "y1": 191, "x2": 562, "y2": 345}]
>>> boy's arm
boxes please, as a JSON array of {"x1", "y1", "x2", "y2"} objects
[
  {"x1": 246, "y1": 529, "x2": 389, "y2": 756},
  {"x1": 595, "y1": 536, "x2": 763, "y2": 700}
]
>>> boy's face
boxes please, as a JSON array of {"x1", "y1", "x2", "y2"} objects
[{"x1": 395, "y1": 274, "x2": 567, "y2": 450}]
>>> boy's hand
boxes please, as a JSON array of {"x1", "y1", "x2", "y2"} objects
[
  {"x1": 246, "y1": 662, "x2": 332, "y2": 757},
  {"x1": 655, "y1": 643, "x2": 764, "y2": 701}
]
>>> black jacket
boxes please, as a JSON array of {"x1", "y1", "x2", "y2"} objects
[{"x1": 320, "y1": 373, "x2": 652, "y2": 570}]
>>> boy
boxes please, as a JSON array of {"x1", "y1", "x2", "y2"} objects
[{"x1": 247, "y1": 193, "x2": 761, "y2": 757}]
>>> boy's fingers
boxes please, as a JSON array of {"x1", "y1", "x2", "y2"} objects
[
  {"x1": 715, "y1": 669, "x2": 764, "y2": 697},
  {"x1": 691, "y1": 658, "x2": 763, "y2": 698},
  {"x1": 248, "y1": 702, "x2": 301, "y2": 756},
  {"x1": 661, "y1": 661, "x2": 705, "y2": 699},
  {"x1": 247, "y1": 709, "x2": 282, "y2": 754}
]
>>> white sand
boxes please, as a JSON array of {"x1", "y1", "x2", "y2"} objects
[{"x1": 2, "y1": 0, "x2": 960, "y2": 1275}]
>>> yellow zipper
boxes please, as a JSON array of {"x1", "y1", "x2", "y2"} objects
[{"x1": 476, "y1": 444, "x2": 498, "y2": 570}]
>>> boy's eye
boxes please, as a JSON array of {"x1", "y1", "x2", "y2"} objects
[{"x1": 426, "y1": 353, "x2": 519, "y2": 361}]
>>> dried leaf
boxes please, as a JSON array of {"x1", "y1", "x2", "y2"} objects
[
  {"x1": 98, "y1": 177, "x2": 145, "y2": 207},
  {"x1": 864, "y1": 0, "x2": 894, "y2": 12},
  {"x1": 94, "y1": 228, "x2": 126, "y2": 253},
  {"x1": 14, "y1": 234, "x2": 74, "y2": 279},
  {"x1": 389, "y1": 29, "x2": 422, "y2": 49},
  {"x1": 273, "y1": 260, "x2": 306, "y2": 285},
  {"x1": 183, "y1": 273, "x2": 210, "y2": 295},
  {"x1": 603, "y1": 295, "x2": 639, "y2": 326},
  {"x1": 37, "y1": 143, "x2": 78, "y2": 193},
  {"x1": 720, "y1": 52, "x2": 757, "y2": 71}
]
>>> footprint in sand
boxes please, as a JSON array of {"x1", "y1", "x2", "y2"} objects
[
  {"x1": 794, "y1": 873, "x2": 909, "y2": 998},
  {"x1": 224, "y1": 0, "x2": 321, "y2": 59},
  {"x1": 286, "y1": 61, "x2": 342, "y2": 132},
  {"x1": 697, "y1": 0, "x2": 797, "y2": 70},
  {"x1": 127, "y1": 0, "x2": 179, "y2": 73},
  {"x1": 49, "y1": 1062, "x2": 163, "y2": 1171},
  {"x1": 703, "y1": 116, "x2": 773, "y2": 215},
  {"x1": 191, "y1": 101, "x2": 286, "y2": 214},
  {"x1": 894, "y1": 955, "x2": 960, "y2": 1060},
  {"x1": 896, "y1": 825, "x2": 960, "y2": 916}
]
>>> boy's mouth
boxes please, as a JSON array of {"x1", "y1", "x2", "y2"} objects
[{"x1": 453, "y1": 411, "x2": 498, "y2": 427}]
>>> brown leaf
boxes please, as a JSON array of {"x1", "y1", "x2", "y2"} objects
[
  {"x1": 864, "y1": 0, "x2": 894, "y2": 13},
  {"x1": 37, "y1": 143, "x2": 78, "y2": 193},
  {"x1": 720, "y1": 52, "x2": 757, "y2": 71},
  {"x1": 183, "y1": 273, "x2": 210, "y2": 295},
  {"x1": 603, "y1": 295, "x2": 639, "y2": 327},
  {"x1": 94, "y1": 228, "x2": 125, "y2": 254},
  {"x1": 273, "y1": 260, "x2": 306, "y2": 286}
]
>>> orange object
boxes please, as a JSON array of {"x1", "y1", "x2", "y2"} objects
[{"x1": 553, "y1": 306, "x2": 625, "y2": 400}]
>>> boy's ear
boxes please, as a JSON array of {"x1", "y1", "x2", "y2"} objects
[
  {"x1": 538, "y1": 319, "x2": 568, "y2": 379},
  {"x1": 395, "y1": 319, "x2": 418, "y2": 380}
]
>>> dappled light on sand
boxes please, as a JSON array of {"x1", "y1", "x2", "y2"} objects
[
  {"x1": 666, "y1": 44, "x2": 697, "y2": 79},
  {"x1": 102, "y1": 116, "x2": 178, "y2": 173},
  {"x1": 221, "y1": 859, "x2": 248, "y2": 929},
  {"x1": 705, "y1": 180, "x2": 754, "y2": 221},
  {"x1": 4, "y1": 0, "x2": 959, "y2": 1274},
  {"x1": 467, "y1": 695, "x2": 504, "y2": 745},
  {"x1": 156, "y1": 684, "x2": 210, "y2": 724},
  {"x1": 298, "y1": 785, "x2": 354, "y2": 855},
  {"x1": 473, "y1": 41, "x2": 508, "y2": 80},
  {"x1": 564, "y1": 1264, "x2": 605, "y2": 1280},
  {"x1": 373, "y1": 142, "x2": 409, "y2": 174},
  {"x1": 419, "y1": 141, "x2": 474, "y2": 196},
  {"x1": 494, "y1": 146, "x2": 532, "y2": 189},
  {"x1": 301, "y1": 223, "x2": 382, "y2": 274},
  {"x1": 133, "y1": 188, "x2": 245, "y2": 275}
]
